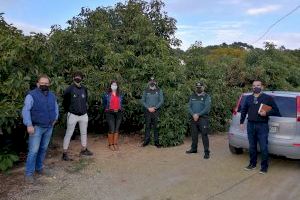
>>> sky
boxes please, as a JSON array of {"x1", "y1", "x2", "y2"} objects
[{"x1": 1, "y1": 0, "x2": 300, "y2": 50}]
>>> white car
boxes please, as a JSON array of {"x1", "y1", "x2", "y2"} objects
[{"x1": 228, "y1": 91, "x2": 300, "y2": 159}]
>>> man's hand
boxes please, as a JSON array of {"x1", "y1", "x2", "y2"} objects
[
  {"x1": 193, "y1": 114, "x2": 199, "y2": 122},
  {"x1": 148, "y1": 107, "x2": 156, "y2": 113},
  {"x1": 259, "y1": 110, "x2": 267, "y2": 116},
  {"x1": 27, "y1": 126, "x2": 35, "y2": 135},
  {"x1": 240, "y1": 124, "x2": 245, "y2": 131}
]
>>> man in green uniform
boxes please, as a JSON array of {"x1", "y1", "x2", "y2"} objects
[
  {"x1": 141, "y1": 77, "x2": 164, "y2": 147},
  {"x1": 186, "y1": 82, "x2": 211, "y2": 159}
]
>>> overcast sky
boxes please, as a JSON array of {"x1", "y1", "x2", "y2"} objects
[{"x1": 1, "y1": 0, "x2": 299, "y2": 50}]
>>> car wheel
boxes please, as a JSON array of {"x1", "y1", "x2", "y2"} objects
[{"x1": 229, "y1": 144, "x2": 243, "y2": 154}]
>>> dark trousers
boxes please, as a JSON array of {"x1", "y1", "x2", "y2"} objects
[
  {"x1": 144, "y1": 110, "x2": 159, "y2": 144},
  {"x1": 105, "y1": 111, "x2": 122, "y2": 133},
  {"x1": 247, "y1": 122, "x2": 269, "y2": 170},
  {"x1": 191, "y1": 117, "x2": 209, "y2": 153}
]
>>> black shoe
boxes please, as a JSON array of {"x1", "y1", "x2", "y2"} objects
[
  {"x1": 186, "y1": 149, "x2": 197, "y2": 154},
  {"x1": 259, "y1": 168, "x2": 268, "y2": 174},
  {"x1": 244, "y1": 164, "x2": 256, "y2": 171},
  {"x1": 80, "y1": 148, "x2": 93, "y2": 156},
  {"x1": 204, "y1": 153, "x2": 210, "y2": 159},
  {"x1": 141, "y1": 142, "x2": 149, "y2": 147},
  {"x1": 62, "y1": 153, "x2": 73, "y2": 161},
  {"x1": 155, "y1": 143, "x2": 162, "y2": 148}
]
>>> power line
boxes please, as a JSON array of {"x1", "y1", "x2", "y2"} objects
[{"x1": 252, "y1": 4, "x2": 300, "y2": 45}]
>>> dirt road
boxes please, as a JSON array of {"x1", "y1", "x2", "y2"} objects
[{"x1": 2, "y1": 134, "x2": 300, "y2": 200}]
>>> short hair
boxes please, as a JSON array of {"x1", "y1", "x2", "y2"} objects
[
  {"x1": 73, "y1": 71, "x2": 83, "y2": 78},
  {"x1": 252, "y1": 80, "x2": 263, "y2": 85},
  {"x1": 37, "y1": 74, "x2": 51, "y2": 83}
]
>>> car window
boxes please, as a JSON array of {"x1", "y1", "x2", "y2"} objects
[
  {"x1": 273, "y1": 96, "x2": 296, "y2": 118},
  {"x1": 237, "y1": 95, "x2": 296, "y2": 118}
]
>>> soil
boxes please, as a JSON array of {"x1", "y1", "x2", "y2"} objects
[{"x1": 1, "y1": 133, "x2": 300, "y2": 200}]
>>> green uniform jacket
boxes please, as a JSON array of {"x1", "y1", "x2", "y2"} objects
[
  {"x1": 141, "y1": 88, "x2": 164, "y2": 109},
  {"x1": 188, "y1": 93, "x2": 211, "y2": 116}
]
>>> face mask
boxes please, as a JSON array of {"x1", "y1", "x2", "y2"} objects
[
  {"x1": 253, "y1": 87, "x2": 262, "y2": 94},
  {"x1": 39, "y1": 85, "x2": 49, "y2": 91},
  {"x1": 196, "y1": 87, "x2": 204, "y2": 94},
  {"x1": 74, "y1": 78, "x2": 82, "y2": 83},
  {"x1": 149, "y1": 82, "x2": 156, "y2": 89},
  {"x1": 111, "y1": 85, "x2": 118, "y2": 91},
  {"x1": 150, "y1": 86, "x2": 157, "y2": 90}
]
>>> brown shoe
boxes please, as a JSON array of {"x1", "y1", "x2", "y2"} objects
[
  {"x1": 108, "y1": 133, "x2": 115, "y2": 151},
  {"x1": 36, "y1": 167, "x2": 53, "y2": 177},
  {"x1": 24, "y1": 175, "x2": 35, "y2": 184}
]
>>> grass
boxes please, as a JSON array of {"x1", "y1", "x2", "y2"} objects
[{"x1": 66, "y1": 158, "x2": 94, "y2": 174}]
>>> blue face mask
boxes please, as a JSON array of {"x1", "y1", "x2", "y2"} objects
[{"x1": 253, "y1": 87, "x2": 262, "y2": 94}]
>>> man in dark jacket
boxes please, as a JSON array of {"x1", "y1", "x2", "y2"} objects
[
  {"x1": 141, "y1": 77, "x2": 164, "y2": 147},
  {"x1": 22, "y1": 75, "x2": 59, "y2": 183},
  {"x1": 240, "y1": 80, "x2": 280, "y2": 174},
  {"x1": 62, "y1": 71, "x2": 93, "y2": 161},
  {"x1": 186, "y1": 82, "x2": 211, "y2": 159}
]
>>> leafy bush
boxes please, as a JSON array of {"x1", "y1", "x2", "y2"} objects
[
  {"x1": 0, "y1": 151, "x2": 19, "y2": 171},
  {"x1": 1, "y1": 0, "x2": 300, "y2": 157}
]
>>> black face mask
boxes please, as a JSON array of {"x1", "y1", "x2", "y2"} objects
[
  {"x1": 253, "y1": 87, "x2": 262, "y2": 94},
  {"x1": 196, "y1": 88, "x2": 204, "y2": 94},
  {"x1": 39, "y1": 85, "x2": 49, "y2": 91},
  {"x1": 74, "y1": 78, "x2": 82, "y2": 83}
]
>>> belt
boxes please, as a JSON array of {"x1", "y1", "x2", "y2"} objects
[
  {"x1": 106, "y1": 109, "x2": 120, "y2": 113},
  {"x1": 70, "y1": 112, "x2": 86, "y2": 116}
]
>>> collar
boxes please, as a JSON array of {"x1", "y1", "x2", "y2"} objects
[{"x1": 253, "y1": 92, "x2": 263, "y2": 98}]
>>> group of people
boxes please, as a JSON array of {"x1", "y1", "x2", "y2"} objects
[
  {"x1": 21, "y1": 71, "x2": 277, "y2": 184},
  {"x1": 21, "y1": 72, "x2": 212, "y2": 183}
]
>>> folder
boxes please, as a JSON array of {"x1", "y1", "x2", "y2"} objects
[{"x1": 258, "y1": 103, "x2": 272, "y2": 113}]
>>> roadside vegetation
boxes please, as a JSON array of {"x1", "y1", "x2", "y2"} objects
[{"x1": 1, "y1": 0, "x2": 299, "y2": 171}]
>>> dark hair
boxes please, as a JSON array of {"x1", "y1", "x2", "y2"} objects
[
  {"x1": 107, "y1": 80, "x2": 120, "y2": 96},
  {"x1": 252, "y1": 80, "x2": 263, "y2": 85},
  {"x1": 73, "y1": 71, "x2": 83, "y2": 79},
  {"x1": 37, "y1": 74, "x2": 51, "y2": 83}
]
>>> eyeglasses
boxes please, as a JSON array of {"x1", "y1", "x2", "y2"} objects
[{"x1": 253, "y1": 96, "x2": 258, "y2": 104}]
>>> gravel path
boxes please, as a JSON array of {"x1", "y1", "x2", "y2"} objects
[{"x1": 1, "y1": 134, "x2": 300, "y2": 200}]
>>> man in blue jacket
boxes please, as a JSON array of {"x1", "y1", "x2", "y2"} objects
[
  {"x1": 186, "y1": 82, "x2": 211, "y2": 159},
  {"x1": 240, "y1": 80, "x2": 280, "y2": 174},
  {"x1": 141, "y1": 77, "x2": 164, "y2": 148},
  {"x1": 22, "y1": 75, "x2": 59, "y2": 183}
]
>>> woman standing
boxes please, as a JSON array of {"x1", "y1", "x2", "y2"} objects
[{"x1": 102, "y1": 81, "x2": 123, "y2": 151}]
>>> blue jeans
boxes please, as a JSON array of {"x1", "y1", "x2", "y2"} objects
[
  {"x1": 247, "y1": 122, "x2": 269, "y2": 170},
  {"x1": 25, "y1": 126, "x2": 53, "y2": 176}
]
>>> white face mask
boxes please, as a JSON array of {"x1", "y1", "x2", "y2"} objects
[{"x1": 111, "y1": 84, "x2": 118, "y2": 91}]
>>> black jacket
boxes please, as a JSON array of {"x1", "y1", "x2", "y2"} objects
[
  {"x1": 63, "y1": 84, "x2": 88, "y2": 115},
  {"x1": 240, "y1": 93, "x2": 280, "y2": 124}
]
